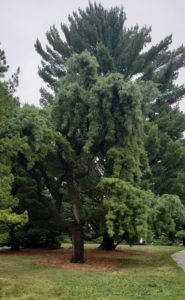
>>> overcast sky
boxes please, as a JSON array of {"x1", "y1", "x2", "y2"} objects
[{"x1": 1, "y1": 0, "x2": 185, "y2": 109}]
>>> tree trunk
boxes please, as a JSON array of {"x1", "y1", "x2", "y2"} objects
[
  {"x1": 10, "y1": 228, "x2": 20, "y2": 251},
  {"x1": 183, "y1": 238, "x2": 185, "y2": 246},
  {"x1": 99, "y1": 233, "x2": 115, "y2": 250},
  {"x1": 168, "y1": 232, "x2": 175, "y2": 244},
  {"x1": 66, "y1": 172, "x2": 85, "y2": 263},
  {"x1": 70, "y1": 226, "x2": 84, "y2": 263}
]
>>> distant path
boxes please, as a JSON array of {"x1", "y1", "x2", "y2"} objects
[{"x1": 172, "y1": 250, "x2": 185, "y2": 271}]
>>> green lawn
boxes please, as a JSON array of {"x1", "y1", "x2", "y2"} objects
[{"x1": 0, "y1": 245, "x2": 185, "y2": 300}]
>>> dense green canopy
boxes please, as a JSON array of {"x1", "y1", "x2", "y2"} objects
[{"x1": 1, "y1": 2, "x2": 185, "y2": 261}]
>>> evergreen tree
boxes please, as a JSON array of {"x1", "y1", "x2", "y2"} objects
[
  {"x1": 8, "y1": 104, "x2": 64, "y2": 248},
  {"x1": 50, "y1": 51, "x2": 159, "y2": 261},
  {"x1": 0, "y1": 47, "x2": 9, "y2": 78},
  {"x1": 35, "y1": 2, "x2": 185, "y2": 250},
  {"x1": 35, "y1": 2, "x2": 185, "y2": 106},
  {"x1": 150, "y1": 194, "x2": 185, "y2": 242},
  {"x1": 145, "y1": 101, "x2": 185, "y2": 201}
]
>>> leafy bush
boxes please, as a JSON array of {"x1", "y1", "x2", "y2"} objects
[
  {"x1": 152, "y1": 235, "x2": 173, "y2": 246},
  {"x1": 175, "y1": 230, "x2": 185, "y2": 239}
]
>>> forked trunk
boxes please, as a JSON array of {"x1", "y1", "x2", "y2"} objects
[
  {"x1": 71, "y1": 226, "x2": 84, "y2": 263},
  {"x1": 99, "y1": 233, "x2": 115, "y2": 250}
]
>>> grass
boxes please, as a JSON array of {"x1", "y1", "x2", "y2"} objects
[{"x1": 0, "y1": 245, "x2": 185, "y2": 299}]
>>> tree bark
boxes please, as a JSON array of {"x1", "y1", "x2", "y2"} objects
[
  {"x1": 66, "y1": 172, "x2": 85, "y2": 263},
  {"x1": 183, "y1": 238, "x2": 185, "y2": 246},
  {"x1": 99, "y1": 233, "x2": 115, "y2": 250},
  {"x1": 70, "y1": 226, "x2": 84, "y2": 263}
]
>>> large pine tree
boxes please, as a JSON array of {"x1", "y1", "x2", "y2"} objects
[
  {"x1": 35, "y1": 2, "x2": 185, "y2": 249},
  {"x1": 35, "y1": 2, "x2": 185, "y2": 106}
]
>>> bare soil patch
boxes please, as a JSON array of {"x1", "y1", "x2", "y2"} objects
[{"x1": 0, "y1": 247, "x2": 141, "y2": 272}]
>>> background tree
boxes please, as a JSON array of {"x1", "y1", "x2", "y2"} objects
[
  {"x1": 8, "y1": 104, "x2": 65, "y2": 249},
  {"x1": 150, "y1": 194, "x2": 185, "y2": 243},
  {"x1": 0, "y1": 46, "x2": 28, "y2": 250}
]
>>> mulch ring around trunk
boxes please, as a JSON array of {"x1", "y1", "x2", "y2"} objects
[{"x1": 0, "y1": 247, "x2": 141, "y2": 272}]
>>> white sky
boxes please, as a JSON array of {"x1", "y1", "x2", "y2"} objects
[{"x1": 1, "y1": 0, "x2": 185, "y2": 110}]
